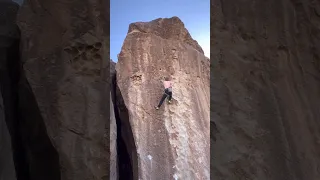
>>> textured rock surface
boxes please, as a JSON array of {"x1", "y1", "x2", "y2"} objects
[
  {"x1": 1, "y1": 3, "x2": 60, "y2": 179},
  {"x1": 110, "y1": 91, "x2": 118, "y2": 180},
  {"x1": 211, "y1": 0, "x2": 320, "y2": 180},
  {"x1": 110, "y1": 60, "x2": 118, "y2": 180},
  {"x1": 16, "y1": 0, "x2": 110, "y2": 179},
  {"x1": 116, "y1": 17, "x2": 210, "y2": 180}
]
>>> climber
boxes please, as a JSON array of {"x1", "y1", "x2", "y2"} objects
[{"x1": 155, "y1": 76, "x2": 173, "y2": 110}]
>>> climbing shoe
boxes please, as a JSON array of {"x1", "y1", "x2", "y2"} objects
[
  {"x1": 168, "y1": 100, "x2": 172, "y2": 104},
  {"x1": 155, "y1": 106, "x2": 159, "y2": 110}
]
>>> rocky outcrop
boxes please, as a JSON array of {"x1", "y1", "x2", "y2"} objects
[
  {"x1": 211, "y1": 0, "x2": 320, "y2": 180},
  {"x1": 12, "y1": 0, "x2": 110, "y2": 179},
  {"x1": 116, "y1": 17, "x2": 210, "y2": 180},
  {"x1": 127, "y1": 17, "x2": 204, "y2": 55}
]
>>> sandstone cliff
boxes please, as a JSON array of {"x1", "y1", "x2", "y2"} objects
[
  {"x1": 211, "y1": 0, "x2": 320, "y2": 180},
  {"x1": 1, "y1": 0, "x2": 109, "y2": 179},
  {"x1": 115, "y1": 17, "x2": 210, "y2": 180}
]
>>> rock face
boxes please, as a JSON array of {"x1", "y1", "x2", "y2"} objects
[
  {"x1": 110, "y1": 91, "x2": 118, "y2": 180},
  {"x1": 0, "y1": 2, "x2": 22, "y2": 180},
  {"x1": 15, "y1": 0, "x2": 110, "y2": 179},
  {"x1": 1, "y1": 1, "x2": 60, "y2": 178},
  {"x1": 110, "y1": 60, "x2": 118, "y2": 180},
  {"x1": 211, "y1": 0, "x2": 320, "y2": 180},
  {"x1": 111, "y1": 59, "x2": 137, "y2": 180},
  {"x1": 116, "y1": 17, "x2": 210, "y2": 180}
]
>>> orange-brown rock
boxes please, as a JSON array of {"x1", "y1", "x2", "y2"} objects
[
  {"x1": 211, "y1": 0, "x2": 320, "y2": 180},
  {"x1": 116, "y1": 17, "x2": 210, "y2": 180}
]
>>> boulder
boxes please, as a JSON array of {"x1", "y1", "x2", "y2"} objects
[
  {"x1": 211, "y1": 0, "x2": 320, "y2": 180},
  {"x1": 116, "y1": 17, "x2": 210, "y2": 180}
]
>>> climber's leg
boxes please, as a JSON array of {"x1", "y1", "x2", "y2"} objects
[
  {"x1": 167, "y1": 92, "x2": 172, "y2": 103},
  {"x1": 155, "y1": 93, "x2": 167, "y2": 109}
]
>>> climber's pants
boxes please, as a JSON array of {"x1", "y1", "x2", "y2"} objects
[{"x1": 157, "y1": 88, "x2": 172, "y2": 107}]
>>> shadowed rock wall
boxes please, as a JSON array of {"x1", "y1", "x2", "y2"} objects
[{"x1": 211, "y1": 0, "x2": 320, "y2": 179}]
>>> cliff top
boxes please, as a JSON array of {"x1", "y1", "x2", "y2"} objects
[{"x1": 127, "y1": 16, "x2": 204, "y2": 54}]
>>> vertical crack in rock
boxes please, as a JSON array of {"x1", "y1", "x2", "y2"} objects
[{"x1": 111, "y1": 60, "x2": 138, "y2": 180}]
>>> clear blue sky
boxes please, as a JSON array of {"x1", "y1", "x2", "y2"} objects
[{"x1": 111, "y1": 0, "x2": 210, "y2": 62}]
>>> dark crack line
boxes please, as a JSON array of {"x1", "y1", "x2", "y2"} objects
[{"x1": 66, "y1": 128, "x2": 84, "y2": 136}]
